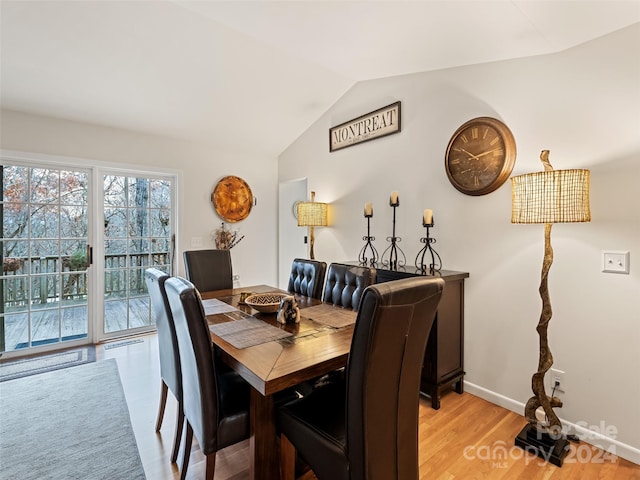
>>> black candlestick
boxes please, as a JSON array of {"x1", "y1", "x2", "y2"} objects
[
  {"x1": 358, "y1": 215, "x2": 379, "y2": 266},
  {"x1": 381, "y1": 203, "x2": 406, "y2": 270},
  {"x1": 415, "y1": 220, "x2": 441, "y2": 274}
]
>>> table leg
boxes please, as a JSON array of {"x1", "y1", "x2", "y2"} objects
[{"x1": 249, "y1": 388, "x2": 279, "y2": 480}]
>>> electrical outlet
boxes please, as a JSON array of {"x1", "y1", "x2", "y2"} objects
[
  {"x1": 602, "y1": 251, "x2": 630, "y2": 274},
  {"x1": 190, "y1": 236, "x2": 203, "y2": 248},
  {"x1": 549, "y1": 368, "x2": 565, "y2": 393}
]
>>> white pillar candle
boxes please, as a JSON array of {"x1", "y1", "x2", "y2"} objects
[
  {"x1": 390, "y1": 191, "x2": 399, "y2": 206},
  {"x1": 364, "y1": 202, "x2": 373, "y2": 217},
  {"x1": 423, "y1": 209, "x2": 433, "y2": 226}
]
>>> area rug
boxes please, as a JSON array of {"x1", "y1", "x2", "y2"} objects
[
  {"x1": 103, "y1": 338, "x2": 144, "y2": 350},
  {"x1": 0, "y1": 359, "x2": 146, "y2": 479},
  {"x1": 0, "y1": 346, "x2": 96, "y2": 382}
]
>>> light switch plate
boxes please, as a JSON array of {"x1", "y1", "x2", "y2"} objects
[
  {"x1": 602, "y1": 251, "x2": 630, "y2": 274},
  {"x1": 191, "y1": 236, "x2": 203, "y2": 248}
]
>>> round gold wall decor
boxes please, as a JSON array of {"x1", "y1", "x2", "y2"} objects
[{"x1": 211, "y1": 175, "x2": 253, "y2": 222}]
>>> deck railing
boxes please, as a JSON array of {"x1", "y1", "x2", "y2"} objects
[{"x1": 1, "y1": 253, "x2": 170, "y2": 307}]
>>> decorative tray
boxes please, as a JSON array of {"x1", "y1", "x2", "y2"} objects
[{"x1": 244, "y1": 292, "x2": 288, "y2": 314}]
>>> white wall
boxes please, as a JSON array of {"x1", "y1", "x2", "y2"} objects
[
  {"x1": 0, "y1": 109, "x2": 279, "y2": 288},
  {"x1": 278, "y1": 24, "x2": 640, "y2": 462}
]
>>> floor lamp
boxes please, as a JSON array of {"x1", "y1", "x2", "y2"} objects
[
  {"x1": 511, "y1": 150, "x2": 591, "y2": 466},
  {"x1": 297, "y1": 191, "x2": 328, "y2": 260}
]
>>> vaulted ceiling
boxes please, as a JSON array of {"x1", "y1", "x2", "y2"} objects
[{"x1": 2, "y1": 1, "x2": 638, "y2": 156}]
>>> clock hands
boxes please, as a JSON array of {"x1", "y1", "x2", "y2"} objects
[
  {"x1": 457, "y1": 148, "x2": 477, "y2": 159},
  {"x1": 455, "y1": 147, "x2": 501, "y2": 160},
  {"x1": 473, "y1": 147, "x2": 502, "y2": 159}
]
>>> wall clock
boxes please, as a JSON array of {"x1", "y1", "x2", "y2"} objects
[
  {"x1": 211, "y1": 175, "x2": 253, "y2": 222},
  {"x1": 445, "y1": 117, "x2": 516, "y2": 196}
]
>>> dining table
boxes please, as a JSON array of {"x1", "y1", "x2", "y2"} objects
[{"x1": 201, "y1": 284, "x2": 357, "y2": 480}]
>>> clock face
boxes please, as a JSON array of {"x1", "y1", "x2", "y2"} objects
[{"x1": 445, "y1": 117, "x2": 516, "y2": 196}]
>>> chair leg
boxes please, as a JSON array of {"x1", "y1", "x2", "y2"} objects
[
  {"x1": 180, "y1": 422, "x2": 193, "y2": 480},
  {"x1": 280, "y1": 433, "x2": 296, "y2": 480},
  {"x1": 155, "y1": 380, "x2": 168, "y2": 432},
  {"x1": 205, "y1": 452, "x2": 216, "y2": 480},
  {"x1": 171, "y1": 403, "x2": 184, "y2": 463}
]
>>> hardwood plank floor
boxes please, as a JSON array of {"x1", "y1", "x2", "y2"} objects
[{"x1": 98, "y1": 334, "x2": 639, "y2": 480}]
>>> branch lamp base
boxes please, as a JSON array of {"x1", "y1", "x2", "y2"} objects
[{"x1": 514, "y1": 423, "x2": 572, "y2": 467}]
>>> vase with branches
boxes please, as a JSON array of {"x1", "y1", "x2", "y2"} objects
[{"x1": 213, "y1": 222, "x2": 244, "y2": 249}]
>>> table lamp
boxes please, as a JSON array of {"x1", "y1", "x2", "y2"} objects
[
  {"x1": 297, "y1": 191, "x2": 328, "y2": 260},
  {"x1": 511, "y1": 150, "x2": 590, "y2": 466}
]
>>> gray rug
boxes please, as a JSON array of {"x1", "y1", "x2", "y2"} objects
[
  {"x1": 0, "y1": 359, "x2": 146, "y2": 479},
  {"x1": 0, "y1": 346, "x2": 96, "y2": 382}
]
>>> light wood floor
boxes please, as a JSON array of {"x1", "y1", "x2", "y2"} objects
[{"x1": 98, "y1": 334, "x2": 640, "y2": 480}]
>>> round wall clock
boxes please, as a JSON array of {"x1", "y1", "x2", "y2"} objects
[
  {"x1": 211, "y1": 175, "x2": 253, "y2": 222},
  {"x1": 445, "y1": 117, "x2": 516, "y2": 196}
]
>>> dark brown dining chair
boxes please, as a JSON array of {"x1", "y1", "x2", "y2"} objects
[
  {"x1": 297, "y1": 262, "x2": 376, "y2": 393},
  {"x1": 277, "y1": 276, "x2": 445, "y2": 480},
  {"x1": 183, "y1": 249, "x2": 233, "y2": 292},
  {"x1": 322, "y1": 262, "x2": 376, "y2": 311},
  {"x1": 144, "y1": 267, "x2": 183, "y2": 463},
  {"x1": 287, "y1": 258, "x2": 327, "y2": 299},
  {"x1": 164, "y1": 276, "x2": 250, "y2": 480}
]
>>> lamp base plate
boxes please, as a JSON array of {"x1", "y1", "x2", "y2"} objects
[{"x1": 514, "y1": 424, "x2": 571, "y2": 467}]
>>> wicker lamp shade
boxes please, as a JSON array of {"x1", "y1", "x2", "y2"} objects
[
  {"x1": 297, "y1": 191, "x2": 328, "y2": 260},
  {"x1": 511, "y1": 169, "x2": 591, "y2": 224},
  {"x1": 297, "y1": 201, "x2": 328, "y2": 227}
]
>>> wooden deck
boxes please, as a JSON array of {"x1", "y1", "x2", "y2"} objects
[{"x1": 2, "y1": 296, "x2": 151, "y2": 352}]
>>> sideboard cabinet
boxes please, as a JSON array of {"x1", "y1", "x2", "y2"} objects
[{"x1": 347, "y1": 263, "x2": 469, "y2": 409}]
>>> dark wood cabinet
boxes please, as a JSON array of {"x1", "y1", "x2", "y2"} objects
[{"x1": 353, "y1": 264, "x2": 469, "y2": 409}]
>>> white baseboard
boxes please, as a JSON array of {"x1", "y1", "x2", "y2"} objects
[{"x1": 464, "y1": 381, "x2": 640, "y2": 466}]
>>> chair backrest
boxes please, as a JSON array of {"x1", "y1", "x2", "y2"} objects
[
  {"x1": 345, "y1": 277, "x2": 444, "y2": 480},
  {"x1": 322, "y1": 263, "x2": 376, "y2": 311},
  {"x1": 164, "y1": 276, "x2": 220, "y2": 455},
  {"x1": 183, "y1": 249, "x2": 233, "y2": 292},
  {"x1": 145, "y1": 268, "x2": 182, "y2": 402},
  {"x1": 287, "y1": 258, "x2": 327, "y2": 299}
]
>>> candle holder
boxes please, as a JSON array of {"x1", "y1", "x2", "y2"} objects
[
  {"x1": 415, "y1": 219, "x2": 442, "y2": 274},
  {"x1": 381, "y1": 201, "x2": 406, "y2": 270},
  {"x1": 358, "y1": 215, "x2": 379, "y2": 266}
]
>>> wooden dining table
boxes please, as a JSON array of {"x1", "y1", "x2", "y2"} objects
[{"x1": 201, "y1": 285, "x2": 357, "y2": 480}]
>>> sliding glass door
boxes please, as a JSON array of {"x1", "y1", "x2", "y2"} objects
[
  {"x1": 1, "y1": 158, "x2": 177, "y2": 355},
  {"x1": 100, "y1": 173, "x2": 174, "y2": 339},
  {"x1": 1, "y1": 164, "x2": 91, "y2": 353}
]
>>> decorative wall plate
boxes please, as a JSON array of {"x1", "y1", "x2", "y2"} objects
[
  {"x1": 292, "y1": 200, "x2": 301, "y2": 219},
  {"x1": 211, "y1": 175, "x2": 253, "y2": 222}
]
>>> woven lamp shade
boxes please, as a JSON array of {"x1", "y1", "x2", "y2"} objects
[
  {"x1": 297, "y1": 202, "x2": 328, "y2": 227},
  {"x1": 511, "y1": 169, "x2": 591, "y2": 224}
]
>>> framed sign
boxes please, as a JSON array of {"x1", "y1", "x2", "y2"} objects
[{"x1": 329, "y1": 101, "x2": 401, "y2": 152}]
